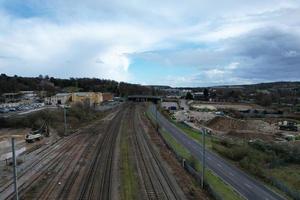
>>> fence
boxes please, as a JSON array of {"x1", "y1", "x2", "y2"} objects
[
  {"x1": 269, "y1": 177, "x2": 300, "y2": 200},
  {"x1": 158, "y1": 127, "x2": 224, "y2": 200}
]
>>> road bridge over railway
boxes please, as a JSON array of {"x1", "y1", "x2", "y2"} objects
[{"x1": 128, "y1": 95, "x2": 162, "y2": 103}]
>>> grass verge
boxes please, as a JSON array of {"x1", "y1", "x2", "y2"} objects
[
  {"x1": 120, "y1": 130, "x2": 138, "y2": 200},
  {"x1": 146, "y1": 108, "x2": 244, "y2": 200}
]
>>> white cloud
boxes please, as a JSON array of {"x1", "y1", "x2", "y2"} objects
[
  {"x1": 226, "y1": 62, "x2": 240, "y2": 70},
  {"x1": 0, "y1": 0, "x2": 300, "y2": 86}
]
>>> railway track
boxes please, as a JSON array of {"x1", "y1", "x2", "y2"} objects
[
  {"x1": 0, "y1": 117, "x2": 110, "y2": 200},
  {"x1": 35, "y1": 133, "x2": 92, "y2": 199},
  {"x1": 128, "y1": 104, "x2": 185, "y2": 200},
  {"x1": 1, "y1": 104, "x2": 186, "y2": 200},
  {"x1": 78, "y1": 106, "x2": 125, "y2": 200},
  {"x1": 0, "y1": 132, "x2": 83, "y2": 199}
]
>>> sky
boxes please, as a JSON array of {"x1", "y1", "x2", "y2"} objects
[{"x1": 0, "y1": 0, "x2": 299, "y2": 87}]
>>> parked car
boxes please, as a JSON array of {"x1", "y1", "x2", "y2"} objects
[
  {"x1": 0, "y1": 108, "x2": 9, "y2": 113},
  {"x1": 9, "y1": 107, "x2": 16, "y2": 112}
]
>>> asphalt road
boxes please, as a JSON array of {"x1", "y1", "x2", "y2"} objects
[{"x1": 149, "y1": 105, "x2": 285, "y2": 200}]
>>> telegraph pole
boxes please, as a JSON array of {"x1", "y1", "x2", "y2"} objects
[
  {"x1": 201, "y1": 128, "x2": 206, "y2": 189},
  {"x1": 64, "y1": 106, "x2": 67, "y2": 135},
  {"x1": 11, "y1": 138, "x2": 19, "y2": 200}
]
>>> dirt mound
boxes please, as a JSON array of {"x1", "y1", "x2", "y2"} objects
[
  {"x1": 208, "y1": 117, "x2": 245, "y2": 131},
  {"x1": 207, "y1": 116, "x2": 276, "y2": 133},
  {"x1": 227, "y1": 130, "x2": 274, "y2": 141}
]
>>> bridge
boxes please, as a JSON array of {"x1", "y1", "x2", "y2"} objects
[{"x1": 127, "y1": 95, "x2": 162, "y2": 103}]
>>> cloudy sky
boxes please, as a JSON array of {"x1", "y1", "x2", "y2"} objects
[{"x1": 0, "y1": 0, "x2": 299, "y2": 86}]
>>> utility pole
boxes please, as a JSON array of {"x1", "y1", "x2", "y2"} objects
[
  {"x1": 64, "y1": 106, "x2": 67, "y2": 135},
  {"x1": 155, "y1": 104, "x2": 158, "y2": 131},
  {"x1": 11, "y1": 138, "x2": 19, "y2": 200},
  {"x1": 201, "y1": 128, "x2": 206, "y2": 189}
]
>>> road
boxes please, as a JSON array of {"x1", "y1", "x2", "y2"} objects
[
  {"x1": 0, "y1": 106, "x2": 57, "y2": 118},
  {"x1": 149, "y1": 104, "x2": 285, "y2": 200}
]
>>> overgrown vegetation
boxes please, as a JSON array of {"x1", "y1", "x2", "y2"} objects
[
  {"x1": 146, "y1": 109, "x2": 243, "y2": 200},
  {"x1": 159, "y1": 106, "x2": 300, "y2": 199},
  {"x1": 211, "y1": 138, "x2": 300, "y2": 199},
  {"x1": 0, "y1": 103, "x2": 106, "y2": 135},
  {"x1": 120, "y1": 128, "x2": 138, "y2": 200}
]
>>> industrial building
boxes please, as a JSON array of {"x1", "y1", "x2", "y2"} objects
[
  {"x1": 45, "y1": 93, "x2": 71, "y2": 105},
  {"x1": 161, "y1": 102, "x2": 179, "y2": 111},
  {"x1": 1, "y1": 91, "x2": 38, "y2": 103},
  {"x1": 45, "y1": 92, "x2": 113, "y2": 106}
]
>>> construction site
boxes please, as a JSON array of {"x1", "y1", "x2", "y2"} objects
[{"x1": 171, "y1": 100, "x2": 300, "y2": 142}]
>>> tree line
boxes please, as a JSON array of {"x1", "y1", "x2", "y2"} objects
[{"x1": 0, "y1": 74, "x2": 156, "y2": 97}]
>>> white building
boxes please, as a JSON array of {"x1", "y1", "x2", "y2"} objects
[{"x1": 45, "y1": 93, "x2": 71, "y2": 105}]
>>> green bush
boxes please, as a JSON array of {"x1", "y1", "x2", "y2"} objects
[
  {"x1": 212, "y1": 143, "x2": 248, "y2": 161},
  {"x1": 239, "y1": 157, "x2": 267, "y2": 180}
]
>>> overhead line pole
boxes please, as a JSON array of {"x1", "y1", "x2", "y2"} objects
[
  {"x1": 11, "y1": 137, "x2": 19, "y2": 200},
  {"x1": 201, "y1": 128, "x2": 206, "y2": 189},
  {"x1": 155, "y1": 103, "x2": 158, "y2": 131},
  {"x1": 64, "y1": 106, "x2": 67, "y2": 135}
]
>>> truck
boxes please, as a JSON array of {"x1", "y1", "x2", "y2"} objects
[
  {"x1": 25, "y1": 121, "x2": 50, "y2": 143},
  {"x1": 279, "y1": 121, "x2": 298, "y2": 132},
  {"x1": 25, "y1": 133, "x2": 43, "y2": 143}
]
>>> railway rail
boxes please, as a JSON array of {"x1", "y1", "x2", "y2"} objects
[
  {"x1": 128, "y1": 104, "x2": 185, "y2": 200},
  {"x1": 78, "y1": 107, "x2": 125, "y2": 200},
  {"x1": 0, "y1": 103, "x2": 186, "y2": 200}
]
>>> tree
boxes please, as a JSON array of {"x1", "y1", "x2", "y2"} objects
[
  {"x1": 203, "y1": 88, "x2": 209, "y2": 100},
  {"x1": 185, "y1": 92, "x2": 193, "y2": 100}
]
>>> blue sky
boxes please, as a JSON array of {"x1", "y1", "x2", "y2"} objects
[{"x1": 0, "y1": 0, "x2": 299, "y2": 86}]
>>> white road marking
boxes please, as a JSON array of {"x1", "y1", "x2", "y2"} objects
[
  {"x1": 229, "y1": 172, "x2": 234, "y2": 176},
  {"x1": 244, "y1": 183, "x2": 253, "y2": 189},
  {"x1": 207, "y1": 156, "x2": 212, "y2": 160},
  {"x1": 217, "y1": 164, "x2": 222, "y2": 168}
]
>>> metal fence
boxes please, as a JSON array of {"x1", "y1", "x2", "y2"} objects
[
  {"x1": 158, "y1": 128, "x2": 224, "y2": 200},
  {"x1": 269, "y1": 176, "x2": 300, "y2": 200}
]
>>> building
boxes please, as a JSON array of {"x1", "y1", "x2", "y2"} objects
[
  {"x1": 102, "y1": 93, "x2": 114, "y2": 102},
  {"x1": 2, "y1": 92, "x2": 23, "y2": 103},
  {"x1": 161, "y1": 102, "x2": 179, "y2": 111},
  {"x1": 45, "y1": 92, "x2": 114, "y2": 106},
  {"x1": 193, "y1": 92, "x2": 207, "y2": 101},
  {"x1": 45, "y1": 93, "x2": 71, "y2": 105},
  {"x1": 1, "y1": 91, "x2": 38, "y2": 103},
  {"x1": 71, "y1": 92, "x2": 114, "y2": 106},
  {"x1": 71, "y1": 92, "x2": 101, "y2": 106}
]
